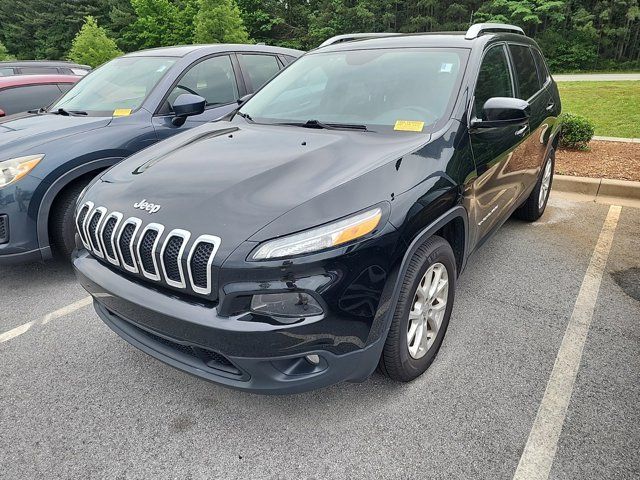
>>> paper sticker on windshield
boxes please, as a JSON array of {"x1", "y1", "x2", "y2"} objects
[
  {"x1": 113, "y1": 108, "x2": 132, "y2": 117},
  {"x1": 394, "y1": 120, "x2": 424, "y2": 132},
  {"x1": 440, "y1": 63, "x2": 453, "y2": 73}
]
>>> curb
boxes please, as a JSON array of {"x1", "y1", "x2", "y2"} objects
[
  {"x1": 592, "y1": 136, "x2": 640, "y2": 143},
  {"x1": 553, "y1": 174, "x2": 640, "y2": 208}
]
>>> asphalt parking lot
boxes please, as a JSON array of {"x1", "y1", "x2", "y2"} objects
[{"x1": 1, "y1": 193, "x2": 639, "y2": 479}]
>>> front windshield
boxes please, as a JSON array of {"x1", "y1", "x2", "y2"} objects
[
  {"x1": 239, "y1": 48, "x2": 469, "y2": 132},
  {"x1": 51, "y1": 56, "x2": 176, "y2": 115}
]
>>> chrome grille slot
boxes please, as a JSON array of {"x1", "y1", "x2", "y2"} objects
[
  {"x1": 116, "y1": 218, "x2": 142, "y2": 273},
  {"x1": 160, "y1": 229, "x2": 190, "y2": 289},
  {"x1": 137, "y1": 223, "x2": 165, "y2": 281},
  {"x1": 99, "y1": 212, "x2": 122, "y2": 266},
  {"x1": 87, "y1": 207, "x2": 106, "y2": 258},
  {"x1": 187, "y1": 235, "x2": 221, "y2": 295},
  {"x1": 76, "y1": 201, "x2": 93, "y2": 249}
]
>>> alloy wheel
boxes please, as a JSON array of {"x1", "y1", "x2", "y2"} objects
[{"x1": 407, "y1": 263, "x2": 449, "y2": 359}]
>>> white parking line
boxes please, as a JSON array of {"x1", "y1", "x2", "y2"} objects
[
  {"x1": 513, "y1": 205, "x2": 622, "y2": 480},
  {"x1": 0, "y1": 296, "x2": 92, "y2": 344}
]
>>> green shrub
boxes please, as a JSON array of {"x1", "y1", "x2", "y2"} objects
[{"x1": 559, "y1": 113, "x2": 595, "y2": 150}]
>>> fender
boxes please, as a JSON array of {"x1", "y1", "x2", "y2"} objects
[
  {"x1": 36, "y1": 157, "x2": 123, "y2": 258},
  {"x1": 352, "y1": 205, "x2": 469, "y2": 381}
]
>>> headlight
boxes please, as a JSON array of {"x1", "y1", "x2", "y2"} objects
[
  {"x1": 0, "y1": 154, "x2": 44, "y2": 188},
  {"x1": 252, "y1": 207, "x2": 382, "y2": 260}
]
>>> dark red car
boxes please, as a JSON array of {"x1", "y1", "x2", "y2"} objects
[{"x1": 0, "y1": 75, "x2": 80, "y2": 117}]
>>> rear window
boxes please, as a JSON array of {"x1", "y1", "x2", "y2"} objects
[
  {"x1": 19, "y1": 66, "x2": 61, "y2": 75},
  {"x1": 0, "y1": 84, "x2": 64, "y2": 115},
  {"x1": 508, "y1": 45, "x2": 541, "y2": 100},
  {"x1": 531, "y1": 48, "x2": 550, "y2": 86}
]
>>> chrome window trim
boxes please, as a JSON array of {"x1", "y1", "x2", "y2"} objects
[
  {"x1": 160, "y1": 229, "x2": 191, "y2": 289},
  {"x1": 99, "y1": 211, "x2": 123, "y2": 266},
  {"x1": 136, "y1": 222, "x2": 165, "y2": 281},
  {"x1": 76, "y1": 201, "x2": 94, "y2": 249},
  {"x1": 116, "y1": 217, "x2": 142, "y2": 274},
  {"x1": 87, "y1": 206, "x2": 107, "y2": 259},
  {"x1": 187, "y1": 234, "x2": 222, "y2": 296}
]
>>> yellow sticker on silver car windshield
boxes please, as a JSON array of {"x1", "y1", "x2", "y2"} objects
[
  {"x1": 113, "y1": 108, "x2": 132, "y2": 116},
  {"x1": 394, "y1": 120, "x2": 424, "y2": 132}
]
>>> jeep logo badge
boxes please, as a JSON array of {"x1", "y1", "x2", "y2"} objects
[{"x1": 133, "y1": 199, "x2": 161, "y2": 214}]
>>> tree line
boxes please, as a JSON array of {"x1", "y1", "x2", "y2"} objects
[{"x1": 1, "y1": 0, "x2": 639, "y2": 72}]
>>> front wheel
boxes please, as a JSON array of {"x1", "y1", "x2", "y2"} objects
[
  {"x1": 379, "y1": 235, "x2": 456, "y2": 382},
  {"x1": 49, "y1": 180, "x2": 91, "y2": 260}
]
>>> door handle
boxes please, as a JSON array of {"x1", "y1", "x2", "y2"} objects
[
  {"x1": 515, "y1": 125, "x2": 529, "y2": 137},
  {"x1": 546, "y1": 102, "x2": 555, "y2": 111}
]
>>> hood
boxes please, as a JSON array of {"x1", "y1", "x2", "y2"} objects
[
  {"x1": 89, "y1": 120, "x2": 431, "y2": 257},
  {"x1": 0, "y1": 113, "x2": 111, "y2": 158}
]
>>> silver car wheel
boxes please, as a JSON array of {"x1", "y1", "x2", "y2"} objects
[
  {"x1": 538, "y1": 159, "x2": 552, "y2": 209},
  {"x1": 407, "y1": 262, "x2": 449, "y2": 359}
]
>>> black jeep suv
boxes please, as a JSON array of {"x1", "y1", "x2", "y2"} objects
[{"x1": 73, "y1": 24, "x2": 561, "y2": 394}]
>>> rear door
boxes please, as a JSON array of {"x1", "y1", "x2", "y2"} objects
[
  {"x1": 469, "y1": 43, "x2": 524, "y2": 243},
  {"x1": 152, "y1": 54, "x2": 243, "y2": 140},
  {"x1": 506, "y1": 44, "x2": 548, "y2": 193}
]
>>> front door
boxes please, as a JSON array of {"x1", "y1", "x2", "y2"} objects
[
  {"x1": 152, "y1": 54, "x2": 242, "y2": 140},
  {"x1": 469, "y1": 43, "x2": 525, "y2": 244}
]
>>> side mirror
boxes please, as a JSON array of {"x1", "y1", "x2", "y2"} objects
[
  {"x1": 0, "y1": 108, "x2": 5, "y2": 118},
  {"x1": 472, "y1": 97, "x2": 530, "y2": 128},
  {"x1": 237, "y1": 93, "x2": 253, "y2": 106},
  {"x1": 171, "y1": 94, "x2": 206, "y2": 126}
]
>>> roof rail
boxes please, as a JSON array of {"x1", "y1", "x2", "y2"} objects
[
  {"x1": 465, "y1": 23, "x2": 524, "y2": 40},
  {"x1": 318, "y1": 33, "x2": 398, "y2": 48}
]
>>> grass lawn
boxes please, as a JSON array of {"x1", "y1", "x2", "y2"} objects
[{"x1": 557, "y1": 81, "x2": 640, "y2": 138}]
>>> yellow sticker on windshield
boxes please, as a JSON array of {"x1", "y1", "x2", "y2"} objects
[
  {"x1": 113, "y1": 108, "x2": 132, "y2": 117},
  {"x1": 394, "y1": 120, "x2": 424, "y2": 132}
]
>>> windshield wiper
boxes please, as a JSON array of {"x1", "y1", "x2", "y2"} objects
[
  {"x1": 236, "y1": 111, "x2": 254, "y2": 122},
  {"x1": 280, "y1": 119, "x2": 368, "y2": 131},
  {"x1": 49, "y1": 108, "x2": 88, "y2": 116}
]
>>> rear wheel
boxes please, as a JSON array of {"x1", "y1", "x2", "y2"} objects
[
  {"x1": 515, "y1": 150, "x2": 554, "y2": 222},
  {"x1": 49, "y1": 180, "x2": 91, "y2": 260},
  {"x1": 379, "y1": 235, "x2": 456, "y2": 382}
]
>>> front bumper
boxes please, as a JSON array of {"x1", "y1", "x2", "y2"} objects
[{"x1": 73, "y1": 250, "x2": 390, "y2": 394}]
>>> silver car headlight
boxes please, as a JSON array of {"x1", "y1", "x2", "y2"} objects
[
  {"x1": 251, "y1": 207, "x2": 383, "y2": 260},
  {"x1": 0, "y1": 154, "x2": 45, "y2": 188}
]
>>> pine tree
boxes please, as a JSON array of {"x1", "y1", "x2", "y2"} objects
[
  {"x1": 193, "y1": 0, "x2": 250, "y2": 44},
  {"x1": 0, "y1": 41, "x2": 15, "y2": 60},
  {"x1": 67, "y1": 16, "x2": 122, "y2": 68}
]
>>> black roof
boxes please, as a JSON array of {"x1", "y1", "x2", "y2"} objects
[{"x1": 124, "y1": 44, "x2": 303, "y2": 58}]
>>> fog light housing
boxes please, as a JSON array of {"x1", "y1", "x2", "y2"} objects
[{"x1": 250, "y1": 292, "x2": 323, "y2": 318}]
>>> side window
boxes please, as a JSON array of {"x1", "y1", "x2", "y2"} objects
[
  {"x1": 474, "y1": 45, "x2": 513, "y2": 116},
  {"x1": 0, "y1": 84, "x2": 63, "y2": 115},
  {"x1": 19, "y1": 66, "x2": 60, "y2": 75},
  {"x1": 508, "y1": 45, "x2": 541, "y2": 100},
  {"x1": 238, "y1": 54, "x2": 281, "y2": 91},
  {"x1": 165, "y1": 55, "x2": 238, "y2": 112},
  {"x1": 531, "y1": 48, "x2": 550, "y2": 86},
  {"x1": 0, "y1": 68, "x2": 15, "y2": 77}
]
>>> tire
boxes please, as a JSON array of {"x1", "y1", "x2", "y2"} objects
[
  {"x1": 49, "y1": 180, "x2": 91, "y2": 261},
  {"x1": 514, "y1": 150, "x2": 555, "y2": 222},
  {"x1": 379, "y1": 235, "x2": 456, "y2": 382}
]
